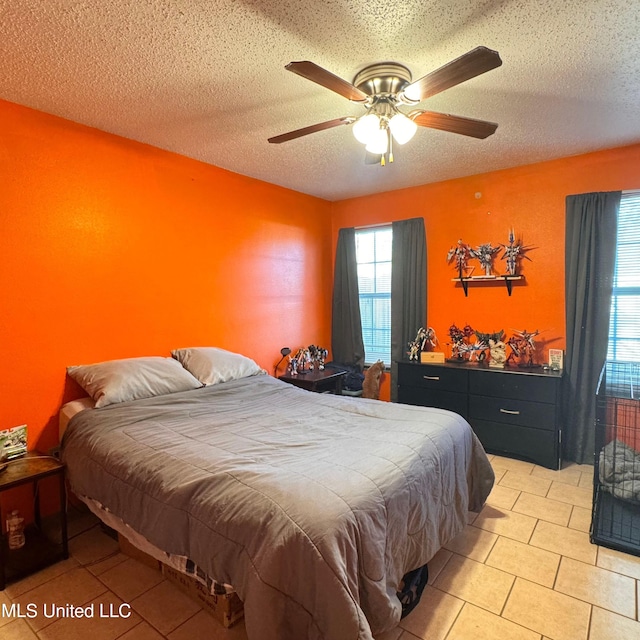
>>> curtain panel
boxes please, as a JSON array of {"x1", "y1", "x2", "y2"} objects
[
  {"x1": 391, "y1": 218, "x2": 427, "y2": 402},
  {"x1": 331, "y1": 227, "x2": 365, "y2": 371},
  {"x1": 564, "y1": 191, "x2": 620, "y2": 463}
]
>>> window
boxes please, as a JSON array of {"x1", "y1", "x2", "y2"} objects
[
  {"x1": 607, "y1": 191, "x2": 640, "y2": 364},
  {"x1": 356, "y1": 226, "x2": 392, "y2": 365}
]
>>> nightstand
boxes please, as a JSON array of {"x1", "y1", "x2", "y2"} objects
[
  {"x1": 0, "y1": 452, "x2": 69, "y2": 590},
  {"x1": 278, "y1": 369, "x2": 347, "y2": 394}
]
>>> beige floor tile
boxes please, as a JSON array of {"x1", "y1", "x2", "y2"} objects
[
  {"x1": 512, "y1": 492, "x2": 572, "y2": 526},
  {"x1": 68, "y1": 527, "x2": 120, "y2": 567},
  {"x1": 555, "y1": 557, "x2": 636, "y2": 618},
  {"x1": 447, "y1": 602, "x2": 541, "y2": 640},
  {"x1": 443, "y1": 525, "x2": 498, "y2": 562},
  {"x1": 529, "y1": 520, "x2": 597, "y2": 565},
  {"x1": 427, "y1": 548, "x2": 453, "y2": 585},
  {"x1": 589, "y1": 606, "x2": 640, "y2": 640},
  {"x1": 568, "y1": 506, "x2": 592, "y2": 533},
  {"x1": 168, "y1": 609, "x2": 248, "y2": 639},
  {"x1": 546, "y1": 482, "x2": 593, "y2": 509},
  {"x1": 492, "y1": 467, "x2": 507, "y2": 483},
  {"x1": 503, "y1": 577, "x2": 590, "y2": 640},
  {"x1": 97, "y1": 557, "x2": 164, "y2": 602},
  {"x1": 4, "y1": 557, "x2": 80, "y2": 599},
  {"x1": 531, "y1": 463, "x2": 582, "y2": 486},
  {"x1": 597, "y1": 546, "x2": 640, "y2": 580},
  {"x1": 578, "y1": 470, "x2": 594, "y2": 489},
  {"x1": 398, "y1": 632, "x2": 421, "y2": 640},
  {"x1": 486, "y1": 484, "x2": 521, "y2": 510},
  {"x1": 485, "y1": 536, "x2": 560, "y2": 588},
  {"x1": 491, "y1": 456, "x2": 535, "y2": 474},
  {"x1": 13, "y1": 568, "x2": 108, "y2": 632},
  {"x1": 432, "y1": 554, "x2": 514, "y2": 614},
  {"x1": 0, "y1": 619, "x2": 39, "y2": 639},
  {"x1": 131, "y1": 580, "x2": 200, "y2": 635},
  {"x1": 117, "y1": 621, "x2": 165, "y2": 639},
  {"x1": 398, "y1": 585, "x2": 464, "y2": 639},
  {"x1": 499, "y1": 470, "x2": 552, "y2": 497},
  {"x1": 466, "y1": 510, "x2": 478, "y2": 524},
  {"x1": 37, "y1": 591, "x2": 141, "y2": 640},
  {"x1": 86, "y1": 552, "x2": 128, "y2": 577},
  {"x1": 472, "y1": 505, "x2": 538, "y2": 543}
]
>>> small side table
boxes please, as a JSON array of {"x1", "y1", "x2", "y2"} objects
[
  {"x1": 279, "y1": 369, "x2": 347, "y2": 394},
  {"x1": 0, "y1": 452, "x2": 69, "y2": 590}
]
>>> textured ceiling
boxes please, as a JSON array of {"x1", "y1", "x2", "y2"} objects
[{"x1": 2, "y1": 1, "x2": 639, "y2": 201}]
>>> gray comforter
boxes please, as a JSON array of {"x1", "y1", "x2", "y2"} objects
[{"x1": 62, "y1": 375, "x2": 494, "y2": 640}]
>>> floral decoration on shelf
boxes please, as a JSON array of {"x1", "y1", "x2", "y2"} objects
[{"x1": 287, "y1": 345, "x2": 328, "y2": 375}]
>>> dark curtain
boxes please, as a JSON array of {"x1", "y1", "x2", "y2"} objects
[
  {"x1": 331, "y1": 227, "x2": 365, "y2": 371},
  {"x1": 564, "y1": 191, "x2": 620, "y2": 463},
  {"x1": 391, "y1": 218, "x2": 427, "y2": 402}
]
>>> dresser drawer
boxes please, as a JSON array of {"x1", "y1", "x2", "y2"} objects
[
  {"x1": 471, "y1": 419, "x2": 559, "y2": 469},
  {"x1": 398, "y1": 385, "x2": 468, "y2": 417},
  {"x1": 469, "y1": 394, "x2": 557, "y2": 430},
  {"x1": 397, "y1": 363, "x2": 468, "y2": 393},
  {"x1": 469, "y1": 369, "x2": 559, "y2": 403}
]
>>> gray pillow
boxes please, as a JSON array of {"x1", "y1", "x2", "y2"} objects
[
  {"x1": 67, "y1": 356, "x2": 202, "y2": 408},
  {"x1": 171, "y1": 347, "x2": 264, "y2": 386}
]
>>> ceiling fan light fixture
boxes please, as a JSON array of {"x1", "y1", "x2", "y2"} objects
[
  {"x1": 352, "y1": 113, "x2": 380, "y2": 144},
  {"x1": 365, "y1": 127, "x2": 388, "y2": 155},
  {"x1": 389, "y1": 112, "x2": 417, "y2": 145}
]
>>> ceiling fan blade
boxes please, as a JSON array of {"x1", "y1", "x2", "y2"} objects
[
  {"x1": 286, "y1": 61, "x2": 368, "y2": 103},
  {"x1": 412, "y1": 110, "x2": 498, "y2": 139},
  {"x1": 403, "y1": 46, "x2": 502, "y2": 102},
  {"x1": 268, "y1": 117, "x2": 355, "y2": 144}
]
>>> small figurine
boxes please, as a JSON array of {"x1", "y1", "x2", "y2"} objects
[
  {"x1": 488, "y1": 339, "x2": 507, "y2": 368},
  {"x1": 500, "y1": 229, "x2": 533, "y2": 276},
  {"x1": 470, "y1": 243, "x2": 500, "y2": 277},
  {"x1": 447, "y1": 323, "x2": 475, "y2": 361},
  {"x1": 506, "y1": 329, "x2": 540, "y2": 367},
  {"x1": 447, "y1": 239, "x2": 473, "y2": 278}
]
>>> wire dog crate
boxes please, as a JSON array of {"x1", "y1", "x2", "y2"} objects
[{"x1": 591, "y1": 362, "x2": 640, "y2": 556}]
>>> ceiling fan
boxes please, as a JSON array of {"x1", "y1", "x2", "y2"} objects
[{"x1": 268, "y1": 46, "x2": 502, "y2": 165}]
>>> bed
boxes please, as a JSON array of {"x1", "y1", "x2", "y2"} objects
[{"x1": 61, "y1": 352, "x2": 494, "y2": 640}]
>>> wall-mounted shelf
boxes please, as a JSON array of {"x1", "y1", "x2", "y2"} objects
[{"x1": 452, "y1": 275, "x2": 524, "y2": 296}]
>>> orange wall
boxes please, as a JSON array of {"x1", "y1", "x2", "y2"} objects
[
  {"x1": 1, "y1": 99, "x2": 333, "y2": 454},
  {"x1": 331, "y1": 144, "x2": 640, "y2": 399}
]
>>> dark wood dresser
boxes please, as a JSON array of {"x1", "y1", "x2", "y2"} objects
[{"x1": 397, "y1": 361, "x2": 563, "y2": 469}]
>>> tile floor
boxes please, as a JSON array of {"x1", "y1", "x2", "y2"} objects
[{"x1": 1, "y1": 455, "x2": 639, "y2": 640}]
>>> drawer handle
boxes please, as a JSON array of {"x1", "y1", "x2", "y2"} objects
[
  {"x1": 423, "y1": 375, "x2": 440, "y2": 381},
  {"x1": 500, "y1": 408, "x2": 521, "y2": 415}
]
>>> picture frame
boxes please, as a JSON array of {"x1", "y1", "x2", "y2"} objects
[{"x1": 548, "y1": 349, "x2": 564, "y2": 371}]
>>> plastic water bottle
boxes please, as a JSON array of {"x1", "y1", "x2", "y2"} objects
[{"x1": 6, "y1": 510, "x2": 25, "y2": 550}]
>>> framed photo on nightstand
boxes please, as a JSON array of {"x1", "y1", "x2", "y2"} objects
[{"x1": 548, "y1": 349, "x2": 564, "y2": 371}]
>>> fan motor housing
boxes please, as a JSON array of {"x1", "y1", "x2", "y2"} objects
[{"x1": 353, "y1": 62, "x2": 412, "y2": 97}]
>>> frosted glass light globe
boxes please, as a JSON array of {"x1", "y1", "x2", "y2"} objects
[
  {"x1": 352, "y1": 113, "x2": 380, "y2": 144},
  {"x1": 365, "y1": 128, "x2": 389, "y2": 155},
  {"x1": 389, "y1": 113, "x2": 417, "y2": 144}
]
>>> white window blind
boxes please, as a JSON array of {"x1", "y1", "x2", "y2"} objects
[
  {"x1": 356, "y1": 226, "x2": 392, "y2": 365},
  {"x1": 607, "y1": 191, "x2": 640, "y2": 364}
]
